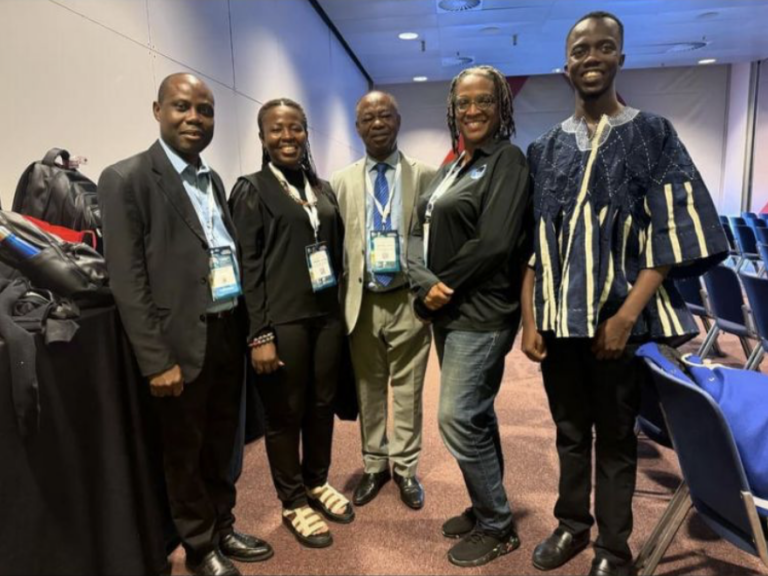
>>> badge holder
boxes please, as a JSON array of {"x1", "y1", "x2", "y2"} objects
[
  {"x1": 369, "y1": 230, "x2": 401, "y2": 274},
  {"x1": 306, "y1": 242, "x2": 336, "y2": 292},
  {"x1": 209, "y1": 246, "x2": 242, "y2": 301}
]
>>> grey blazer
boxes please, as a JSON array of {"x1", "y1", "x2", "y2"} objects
[
  {"x1": 331, "y1": 152, "x2": 436, "y2": 334},
  {"x1": 98, "y1": 140, "x2": 242, "y2": 382}
]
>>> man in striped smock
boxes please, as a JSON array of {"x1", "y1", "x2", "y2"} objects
[{"x1": 520, "y1": 11, "x2": 729, "y2": 576}]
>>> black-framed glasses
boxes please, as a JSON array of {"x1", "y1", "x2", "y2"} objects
[{"x1": 454, "y1": 94, "x2": 496, "y2": 112}]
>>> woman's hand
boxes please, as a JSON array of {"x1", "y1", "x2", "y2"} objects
[
  {"x1": 251, "y1": 342, "x2": 284, "y2": 374},
  {"x1": 424, "y1": 282, "x2": 454, "y2": 311},
  {"x1": 521, "y1": 324, "x2": 547, "y2": 363}
]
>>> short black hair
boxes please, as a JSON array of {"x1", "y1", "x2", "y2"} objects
[{"x1": 566, "y1": 11, "x2": 624, "y2": 51}]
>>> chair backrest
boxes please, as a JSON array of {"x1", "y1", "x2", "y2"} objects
[
  {"x1": 644, "y1": 360, "x2": 761, "y2": 555},
  {"x1": 758, "y1": 243, "x2": 768, "y2": 271},
  {"x1": 760, "y1": 213, "x2": 768, "y2": 224},
  {"x1": 702, "y1": 265, "x2": 747, "y2": 329},
  {"x1": 755, "y1": 227, "x2": 768, "y2": 245},
  {"x1": 754, "y1": 219, "x2": 767, "y2": 229},
  {"x1": 743, "y1": 212, "x2": 758, "y2": 220},
  {"x1": 730, "y1": 216, "x2": 747, "y2": 229},
  {"x1": 675, "y1": 276, "x2": 706, "y2": 317},
  {"x1": 734, "y1": 225, "x2": 758, "y2": 255},
  {"x1": 740, "y1": 273, "x2": 768, "y2": 348}
]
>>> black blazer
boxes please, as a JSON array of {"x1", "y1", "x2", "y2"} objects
[{"x1": 98, "y1": 140, "x2": 243, "y2": 382}]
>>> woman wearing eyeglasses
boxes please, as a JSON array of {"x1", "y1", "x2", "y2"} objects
[{"x1": 407, "y1": 66, "x2": 532, "y2": 568}]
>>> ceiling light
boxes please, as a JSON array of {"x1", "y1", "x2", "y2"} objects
[
  {"x1": 697, "y1": 11, "x2": 719, "y2": 19},
  {"x1": 398, "y1": 32, "x2": 419, "y2": 40},
  {"x1": 413, "y1": 76, "x2": 428, "y2": 82},
  {"x1": 480, "y1": 26, "x2": 501, "y2": 35},
  {"x1": 698, "y1": 58, "x2": 717, "y2": 65},
  {"x1": 552, "y1": 68, "x2": 563, "y2": 73},
  {"x1": 665, "y1": 41, "x2": 709, "y2": 53},
  {"x1": 442, "y1": 55, "x2": 475, "y2": 67},
  {"x1": 437, "y1": 0, "x2": 482, "y2": 13}
]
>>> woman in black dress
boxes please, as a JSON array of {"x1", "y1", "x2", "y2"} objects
[{"x1": 230, "y1": 98, "x2": 353, "y2": 549}]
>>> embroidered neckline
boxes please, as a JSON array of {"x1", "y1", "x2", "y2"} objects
[{"x1": 561, "y1": 107, "x2": 640, "y2": 151}]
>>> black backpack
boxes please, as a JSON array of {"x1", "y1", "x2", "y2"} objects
[{"x1": 12, "y1": 148, "x2": 101, "y2": 232}]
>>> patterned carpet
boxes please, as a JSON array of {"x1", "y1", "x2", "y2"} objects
[{"x1": 170, "y1": 324, "x2": 766, "y2": 575}]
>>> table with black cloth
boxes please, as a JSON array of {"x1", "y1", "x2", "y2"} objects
[{"x1": 0, "y1": 306, "x2": 169, "y2": 576}]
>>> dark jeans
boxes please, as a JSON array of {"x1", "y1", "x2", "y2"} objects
[
  {"x1": 433, "y1": 325, "x2": 517, "y2": 537},
  {"x1": 153, "y1": 313, "x2": 244, "y2": 560},
  {"x1": 257, "y1": 317, "x2": 343, "y2": 509},
  {"x1": 541, "y1": 338, "x2": 643, "y2": 563}
]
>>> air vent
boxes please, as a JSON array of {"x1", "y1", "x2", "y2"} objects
[
  {"x1": 437, "y1": 0, "x2": 482, "y2": 13},
  {"x1": 665, "y1": 41, "x2": 709, "y2": 53},
  {"x1": 442, "y1": 55, "x2": 475, "y2": 67}
]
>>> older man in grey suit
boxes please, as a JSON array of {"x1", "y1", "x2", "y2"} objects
[{"x1": 331, "y1": 91, "x2": 435, "y2": 510}]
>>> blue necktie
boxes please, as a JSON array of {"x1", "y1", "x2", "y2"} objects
[{"x1": 373, "y1": 163, "x2": 393, "y2": 287}]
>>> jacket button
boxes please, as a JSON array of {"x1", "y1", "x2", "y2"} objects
[
  {"x1": 199, "y1": 314, "x2": 206, "y2": 323},
  {"x1": 358, "y1": 278, "x2": 363, "y2": 284},
  {"x1": 200, "y1": 277, "x2": 207, "y2": 285}
]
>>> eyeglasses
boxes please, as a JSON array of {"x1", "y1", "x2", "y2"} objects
[{"x1": 454, "y1": 95, "x2": 496, "y2": 112}]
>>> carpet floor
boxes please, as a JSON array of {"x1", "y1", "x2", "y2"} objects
[{"x1": 170, "y1": 324, "x2": 766, "y2": 575}]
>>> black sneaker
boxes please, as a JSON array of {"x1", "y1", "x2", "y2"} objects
[
  {"x1": 442, "y1": 507, "x2": 476, "y2": 539},
  {"x1": 447, "y1": 528, "x2": 521, "y2": 567}
]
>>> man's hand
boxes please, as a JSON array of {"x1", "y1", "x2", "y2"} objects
[
  {"x1": 251, "y1": 342, "x2": 284, "y2": 375},
  {"x1": 149, "y1": 365, "x2": 184, "y2": 397},
  {"x1": 424, "y1": 282, "x2": 454, "y2": 311},
  {"x1": 591, "y1": 312, "x2": 634, "y2": 360},
  {"x1": 521, "y1": 324, "x2": 547, "y2": 362}
]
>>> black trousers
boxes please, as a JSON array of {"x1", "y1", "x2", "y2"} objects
[
  {"x1": 257, "y1": 317, "x2": 343, "y2": 509},
  {"x1": 153, "y1": 313, "x2": 244, "y2": 560},
  {"x1": 541, "y1": 338, "x2": 643, "y2": 563}
]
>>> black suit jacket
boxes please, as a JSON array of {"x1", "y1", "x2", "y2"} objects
[{"x1": 98, "y1": 140, "x2": 243, "y2": 382}]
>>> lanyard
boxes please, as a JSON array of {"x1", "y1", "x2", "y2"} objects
[
  {"x1": 269, "y1": 163, "x2": 321, "y2": 242},
  {"x1": 365, "y1": 161, "x2": 401, "y2": 224},
  {"x1": 423, "y1": 153, "x2": 464, "y2": 263}
]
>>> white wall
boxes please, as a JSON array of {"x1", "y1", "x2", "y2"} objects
[
  {"x1": 0, "y1": 0, "x2": 369, "y2": 209},
  {"x1": 721, "y1": 62, "x2": 752, "y2": 215},
  {"x1": 751, "y1": 59, "x2": 768, "y2": 213},
  {"x1": 386, "y1": 65, "x2": 732, "y2": 210}
]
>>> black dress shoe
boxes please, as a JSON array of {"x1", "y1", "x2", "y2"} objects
[
  {"x1": 185, "y1": 549, "x2": 241, "y2": 576},
  {"x1": 353, "y1": 469, "x2": 391, "y2": 506},
  {"x1": 588, "y1": 556, "x2": 635, "y2": 576},
  {"x1": 220, "y1": 530, "x2": 274, "y2": 563},
  {"x1": 532, "y1": 528, "x2": 590, "y2": 571},
  {"x1": 393, "y1": 472, "x2": 425, "y2": 509}
]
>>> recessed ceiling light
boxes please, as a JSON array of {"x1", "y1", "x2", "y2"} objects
[
  {"x1": 437, "y1": 0, "x2": 482, "y2": 12},
  {"x1": 413, "y1": 76, "x2": 428, "y2": 82},
  {"x1": 698, "y1": 58, "x2": 717, "y2": 65},
  {"x1": 399, "y1": 32, "x2": 419, "y2": 41},
  {"x1": 480, "y1": 26, "x2": 501, "y2": 35},
  {"x1": 442, "y1": 55, "x2": 475, "y2": 67},
  {"x1": 552, "y1": 67, "x2": 563, "y2": 73},
  {"x1": 697, "y1": 11, "x2": 719, "y2": 19}
]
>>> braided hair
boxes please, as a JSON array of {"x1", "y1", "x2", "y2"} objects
[
  {"x1": 257, "y1": 98, "x2": 321, "y2": 190},
  {"x1": 446, "y1": 65, "x2": 516, "y2": 154}
]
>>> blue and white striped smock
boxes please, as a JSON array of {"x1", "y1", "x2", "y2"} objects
[{"x1": 527, "y1": 108, "x2": 728, "y2": 343}]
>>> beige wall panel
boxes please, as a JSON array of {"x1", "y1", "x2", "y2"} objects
[
  {"x1": 147, "y1": 0, "x2": 234, "y2": 88},
  {"x1": 0, "y1": 0, "x2": 155, "y2": 208},
  {"x1": 52, "y1": 0, "x2": 150, "y2": 46}
]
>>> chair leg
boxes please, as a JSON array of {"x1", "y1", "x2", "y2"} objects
[
  {"x1": 744, "y1": 346, "x2": 765, "y2": 371},
  {"x1": 699, "y1": 317, "x2": 723, "y2": 357},
  {"x1": 635, "y1": 482, "x2": 693, "y2": 576},
  {"x1": 698, "y1": 325, "x2": 720, "y2": 359},
  {"x1": 739, "y1": 337, "x2": 753, "y2": 360},
  {"x1": 741, "y1": 491, "x2": 768, "y2": 568}
]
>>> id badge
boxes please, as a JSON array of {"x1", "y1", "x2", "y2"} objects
[
  {"x1": 208, "y1": 246, "x2": 242, "y2": 301},
  {"x1": 306, "y1": 242, "x2": 337, "y2": 292},
  {"x1": 369, "y1": 230, "x2": 400, "y2": 273}
]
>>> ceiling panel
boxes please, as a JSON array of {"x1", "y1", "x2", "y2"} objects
[{"x1": 318, "y1": 0, "x2": 768, "y2": 84}]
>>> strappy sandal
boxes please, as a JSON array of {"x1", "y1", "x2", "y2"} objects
[
  {"x1": 307, "y1": 483, "x2": 356, "y2": 524},
  {"x1": 282, "y1": 506, "x2": 333, "y2": 549}
]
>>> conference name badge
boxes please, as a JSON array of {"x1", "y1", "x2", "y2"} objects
[
  {"x1": 208, "y1": 246, "x2": 242, "y2": 301},
  {"x1": 306, "y1": 242, "x2": 336, "y2": 292},
  {"x1": 470, "y1": 164, "x2": 487, "y2": 180},
  {"x1": 369, "y1": 230, "x2": 400, "y2": 273}
]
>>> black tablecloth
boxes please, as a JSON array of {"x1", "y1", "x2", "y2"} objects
[{"x1": 0, "y1": 306, "x2": 168, "y2": 575}]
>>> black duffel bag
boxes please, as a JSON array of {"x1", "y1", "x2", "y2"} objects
[{"x1": 0, "y1": 210, "x2": 108, "y2": 300}]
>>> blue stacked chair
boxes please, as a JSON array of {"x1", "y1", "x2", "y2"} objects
[
  {"x1": 700, "y1": 265, "x2": 762, "y2": 366},
  {"x1": 634, "y1": 356, "x2": 768, "y2": 575},
  {"x1": 733, "y1": 225, "x2": 761, "y2": 272},
  {"x1": 730, "y1": 215, "x2": 748, "y2": 230},
  {"x1": 675, "y1": 276, "x2": 720, "y2": 356},
  {"x1": 760, "y1": 213, "x2": 768, "y2": 225},
  {"x1": 755, "y1": 226, "x2": 768, "y2": 245},
  {"x1": 739, "y1": 273, "x2": 768, "y2": 371}
]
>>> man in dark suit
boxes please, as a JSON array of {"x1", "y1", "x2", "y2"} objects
[{"x1": 98, "y1": 73, "x2": 272, "y2": 576}]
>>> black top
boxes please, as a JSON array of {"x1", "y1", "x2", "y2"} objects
[
  {"x1": 407, "y1": 138, "x2": 532, "y2": 331},
  {"x1": 229, "y1": 165, "x2": 344, "y2": 341}
]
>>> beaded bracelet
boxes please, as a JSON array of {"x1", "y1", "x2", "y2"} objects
[{"x1": 249, "y1": 332, "x2": 275, "y2": 348}]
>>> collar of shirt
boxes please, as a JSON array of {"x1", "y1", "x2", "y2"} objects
[
  {"x1": 365, "y1": 149, "x2": 400, "y2": 174},
  {"x1": 459, "y1": 137, "x2": 507, "y2": 171},
  {"x1": 158, "y1": 138, "x2": 211, "y2": 179}
]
